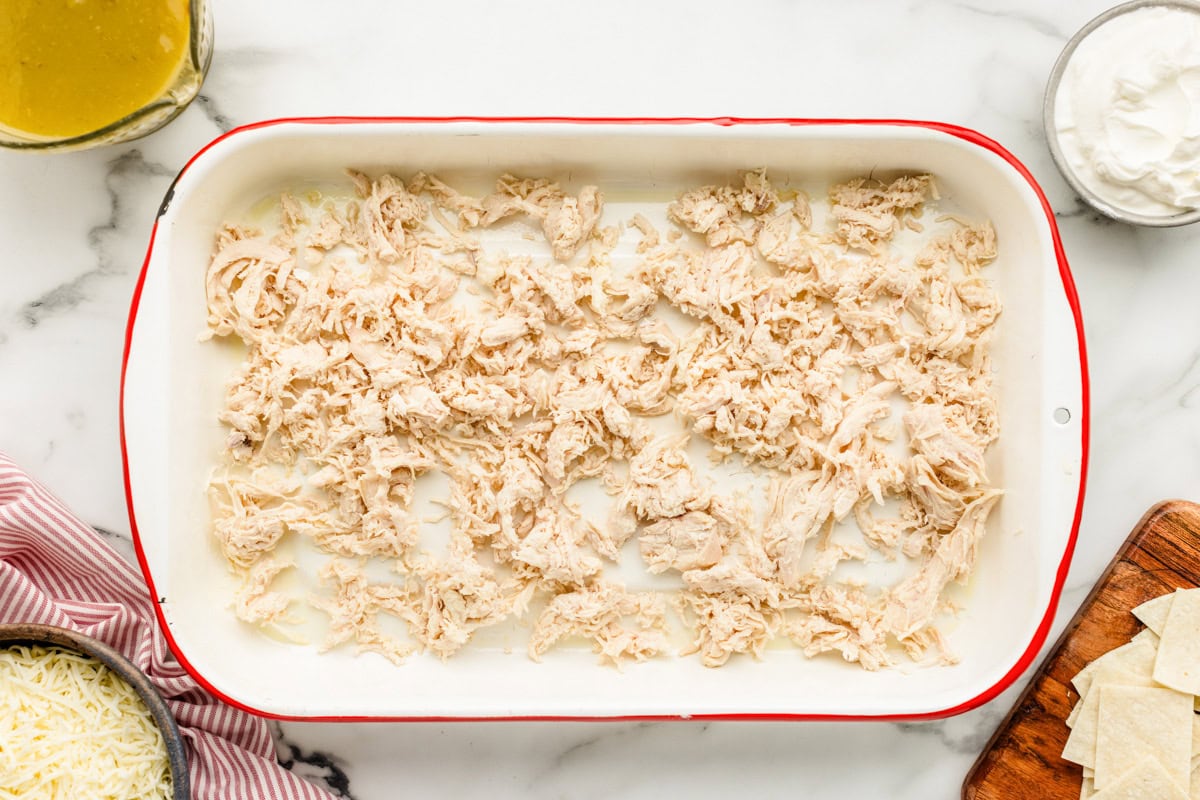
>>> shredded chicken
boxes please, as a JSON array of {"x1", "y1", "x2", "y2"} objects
[
  {"x1": 205, "y1": 167, "x2": 1003, "y2": 671},
  {"x1": 829, "y1": 174, "x2": 935, "y2": 251},
  {"x1": 681, "y1": 593, "x2": 777, "y2": 667},
  {"x1": 309, "y1": 559, "x2": 415, "y2": 665},
  {"x1": 477, "y1": 174, "x2": 603, "y2": 261},
  {"x1": 410, "y1": 546, "x2": 531, "y2": 659},
  {"x1": 639, "y1": 511, "x2": 726, "y2": 573},
  {"x1": 530, "y1": 582, "x2": 668, "y2": 666},
  {"x1": 233, "y1": 556, "x2": 295, "y2": 627}
]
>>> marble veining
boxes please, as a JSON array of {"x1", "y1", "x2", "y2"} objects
[
  {"x1": 2, "y1": 0, "x2": 1199, "y2": 797},
  {"x1": 193, "y1": 94, "x2": 235, "y2": 134},
  {"x1": 92, "y1": 526, "x2": 137, "y2": 563},
  {"x1": 19, "y1": 151, "x2": 174, "y2": 329},
  {"x1": 947, "y1": 0, "x2": 1069, "y2": 40},
  {"x1": 273, "y1": 723, "x2": 355, "y2": 799}
]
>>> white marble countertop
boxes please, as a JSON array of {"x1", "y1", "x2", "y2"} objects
[{"x1": 3, "y1": 0, "x2": 1198, "y2": 796}]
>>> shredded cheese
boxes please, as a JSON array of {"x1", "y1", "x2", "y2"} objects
[{"x1": 0, "y1": 645, "x2": 173, "y2": 799}]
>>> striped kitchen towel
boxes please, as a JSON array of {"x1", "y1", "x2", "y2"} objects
[{"x1": 0, "y1": 454, "x2": 338, "y2": 800}]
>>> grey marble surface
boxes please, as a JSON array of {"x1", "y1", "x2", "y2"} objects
[{"x1": 2, "y1": 1, "x2": 1198, "y2": 797}]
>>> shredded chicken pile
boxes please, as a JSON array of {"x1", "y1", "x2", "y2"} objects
[{"x1": 204, "y1": 167, "x2": 1002, "y2": 670}]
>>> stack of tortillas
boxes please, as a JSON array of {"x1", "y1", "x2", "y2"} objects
[{"x1": 1063, "y1": 587, "x2": 1200, "y2": 799}]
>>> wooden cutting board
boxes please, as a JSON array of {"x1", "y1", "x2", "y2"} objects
[{"x1": 963, "y1": 500, "x2": 1200, "y2": 800}]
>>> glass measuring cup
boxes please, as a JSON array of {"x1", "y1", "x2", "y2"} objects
[{"x1": 0, "y1": 0, "x2": 213, "y2": 152}]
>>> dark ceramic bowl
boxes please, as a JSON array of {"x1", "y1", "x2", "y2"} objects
[{"x1": 0, "y1": 623, "x2": 189, "y2": 799}]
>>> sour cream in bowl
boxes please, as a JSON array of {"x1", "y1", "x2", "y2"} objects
[{"x1": 1045, "y1": 0, "x2": 1200, "y2": 226}]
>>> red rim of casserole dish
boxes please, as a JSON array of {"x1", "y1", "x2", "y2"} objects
[{"x1": 120, "y1": 116, "x2": 1090, "y2": 722}]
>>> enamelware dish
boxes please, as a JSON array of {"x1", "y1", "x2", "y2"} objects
[{"x1": 122, "y1": 118, "x2": 1087, "y2": 721}]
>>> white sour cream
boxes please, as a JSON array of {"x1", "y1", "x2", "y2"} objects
[{"x1": 1054, "y1": 6, "x2": 1200, "y2": 217}]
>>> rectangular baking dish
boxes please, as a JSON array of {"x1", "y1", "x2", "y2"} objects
[{"x1": 121, "y1": 118, "x2": 1088, "y2": 721}]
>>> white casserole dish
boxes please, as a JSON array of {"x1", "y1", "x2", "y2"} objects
[{"x1": 121, "y1": 118, "x2": 1088, "y2": 721}]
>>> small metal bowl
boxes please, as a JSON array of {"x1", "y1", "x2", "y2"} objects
[
  {"x1": 1044, "y1": 0, "x2": 1200, "y2": 227},
  {"x1": 0, "y1": 623, "x2": 189, "y2": 800}
]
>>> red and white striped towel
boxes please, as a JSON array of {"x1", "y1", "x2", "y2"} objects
[{"x1": 0, "y1": 454, "x2": 338, "y2": 800}]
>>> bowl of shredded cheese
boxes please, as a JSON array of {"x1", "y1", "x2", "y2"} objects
[{"x1": 0, "y1": 623, "x2": 187, "y2": 799}]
